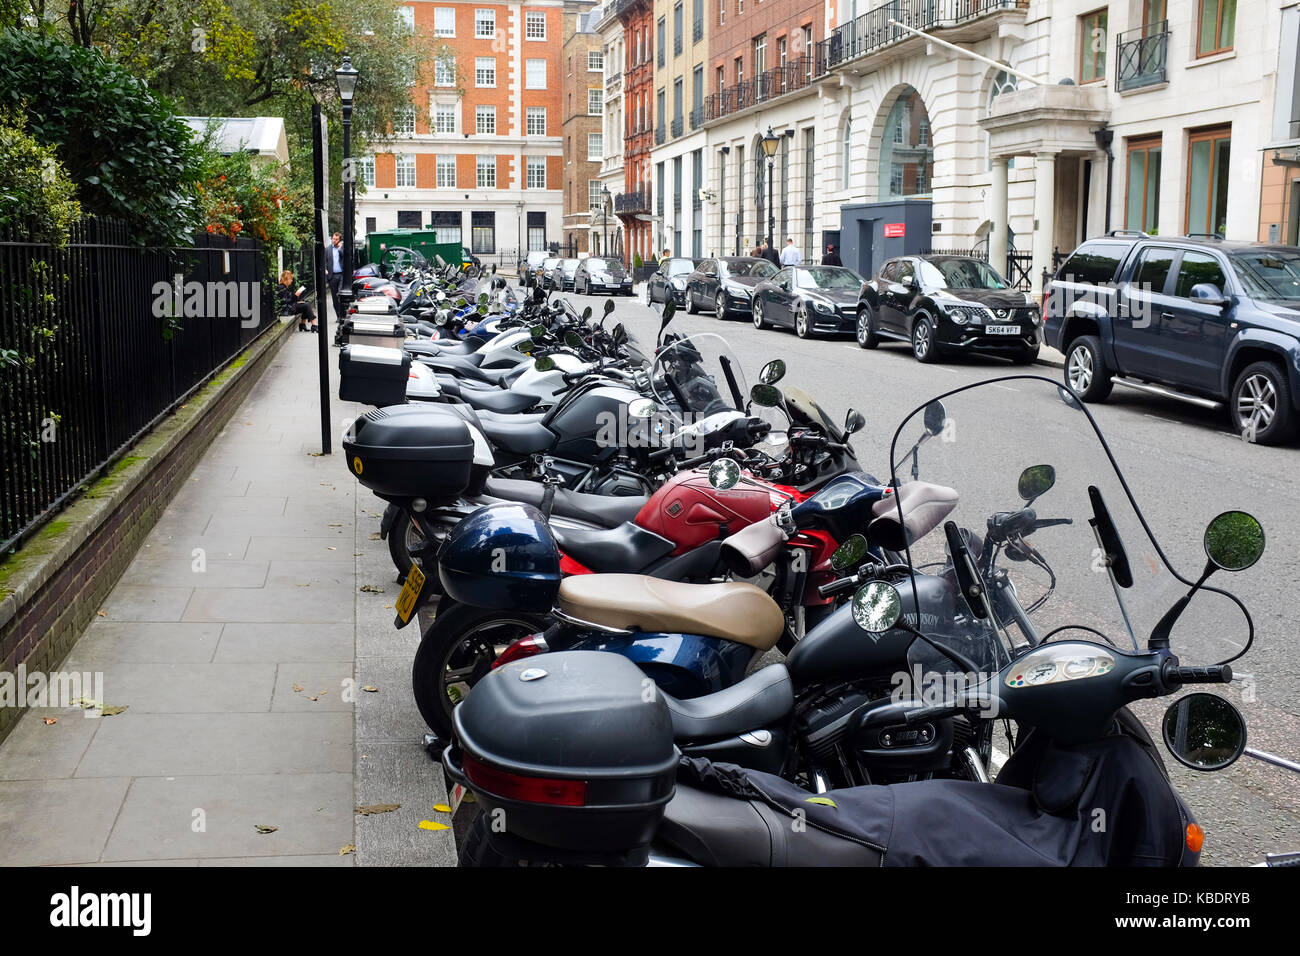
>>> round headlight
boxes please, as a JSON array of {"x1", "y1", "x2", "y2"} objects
[{"x1": 944, "y1": 305, "x2": 969, "y2": 325}]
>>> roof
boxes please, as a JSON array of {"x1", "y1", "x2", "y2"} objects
[{"x1": 182, "y1": 116, "x2": 290, "y2": 164}]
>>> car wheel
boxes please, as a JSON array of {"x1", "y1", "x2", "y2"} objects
[
  {"x1": 646, "y1": 287, "x2": 654, "y2": 306},
  {"x1": 1064, "y1": 335, "x2": 1113, "y2": 403},
  {"x1": 856, "y1": 304, "x2": 879, "y2": 349},
  {"x1": 685, "y1": 287, "x2": 699, "y2": 313},
  {"x1": 911, "y1": 315, "x2": 939, "y2": 364},
  {"x1": 794, "y1": 307, "x2": 813, "y2": 339},
  {"x1": 715, "y1": 291, "x2": 729, "y2": 320},
  {"x1": 1232, "y1": 361, "x2": 1297, "y2": 445},
  {"x1": 753, "y1": 298, "x2": 766, "y2": 329}
]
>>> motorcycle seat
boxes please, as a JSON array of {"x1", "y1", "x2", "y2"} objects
[
  {"x1": 416, "y1": 356, "x2": 501, "y2": 385},
  {"x1": 551, "y1": 523, "x2": 676, "y2": 573},
  {"x1": 478, "y1": 418, "x2": 555, "y2": 456},
  {"x1": 474, "y1": 409, "x2": 546, "y2": 426},
  {"x1": 460, "y1": 388, "x2": 538, "y2": 415},
  {"x1": 555, "y1": 574, "x2": 783, "y2": 650},
  {"x1": 661, "y1": 664, "x2": 793, "y2": 740},
  {"x1": 407, "y1": 340, "x2": 481, "y2": 360},
  {"x1": 483, "y1": 478, "x2": 647, "y2": 529}
]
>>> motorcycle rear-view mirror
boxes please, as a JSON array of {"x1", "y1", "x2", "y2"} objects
[
  {"x1": 656, "y1": 300, "x2": 677, "y2": 344},
  {"x1": 750, "y1": 384, "x2": 781, "y2": 407},
  {"x1": 534, "y1": 356, "x2": 557, "y2": 372},
  {"x1": 564, "y1": 331, "x2": 585, "y2": 349},
  {"x1": 613, "y1": 323, "x2": 627, "y2": 343},
  {"x1": 844, "y1": 408, "x2": 866, "y2": 435},
  {"x1": 1017, "y1": 464, "x2": 1055, "y2": 503},
  {"x1": 478, "y1": 293, "x2": 489, "y2": 304},
  {"x1": 852, "y1": 581, "x2": 903, "y2": 635},
  {"x1": 582, "y1": 306, "x2": 593, "y2": 321},
  {"x1": 758, "y1": 359, "x2": 786, "y2": 385},
  {"x1": 1203, "y1": 510, "x2": 1265, "y2": 573},
  {"x1": 830, "y1": 533, "x2": 868, "y2": 571},
  {"x1": 923, "y1": 401, "x2": 947, "y2": 437},
  {"x1": 530, "y1": 325, "x2": 547, "y2": 342},
  {"x1": 1162, "y1": 693, "x2": 1246, "y2": 771},
  {"x1": 604, "y1": 299, "x2": 616, "y2": 315},
  {"x1": 707, "y1": 457, "x2": 741, "y2": 490}
]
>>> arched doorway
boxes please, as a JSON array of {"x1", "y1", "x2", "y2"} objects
[{"x1": 877, "y1": 85, "x2": 934, "y2": 201}]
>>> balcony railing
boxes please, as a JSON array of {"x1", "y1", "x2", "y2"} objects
[
  {"x1": 657, "y1": 191, "x2": 665, "y2": 216},
  {"x1": 817, "y1": 0, "x2": 1027, "y2": 76},
  {"x1": 671, "y1": 117, "x2": 683, "y2": 138},
  {"x1": 674, "y1": 34, "x2": 682, "y2": 56},
  {"x1": 1116, "y1": 21, "x2": 1168, "y2": 92},
  {"x1": 693, "y1": 19, "x2": 703, "y2": 43},
  {"x1": 692, "y1": 188, "x2": 702, "y2": 210},
  {"x1": 657, "y1": 46, "x2": 665, "y2": 68},
  {"x1": 614, "y1": 189, "x2": 650, "y2": 215},
  {"x1": 704, "y1": 57, "x2": 816, "y2": 123},
  {"x1": 673, "y1": 192, "x2": 682, "y2": 213},
  {"x1": 689, "y1": 106, "x2": 704, "y2": 129},
  {"x1": 655, "y1": 125, "x2": 666, "y2": 145}
]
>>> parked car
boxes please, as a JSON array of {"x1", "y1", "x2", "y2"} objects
[
  {"x1": 684, "y1": 257, "x2": 779, "y2": 318},
  {"x1": 556, "y1": 258, "x2": 581, "y2": 291},
  {"x1": 1046, "y1": 234, "x2": 1300, "y2": 444},
  {"x1": 538, "y1": 256, "x2": 562, "y2": 287},
  {"x1": 574, "y1": 256, "x2": 634, "y2": 296},
  {"x1": 519, "y1": 250, "x2": 548, "y2": 285},
  {"x1": 645, "y1": 257, "x2": 699, "y2": 305},
  {"x1": 751, "y1": 265, "x2": 865, "y2": 338},
  {"x1": 856, "y1": 255, "x2": 1041, "y2": 364}
]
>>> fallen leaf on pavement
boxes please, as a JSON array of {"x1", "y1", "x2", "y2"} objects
[
  {"x1": 360, "y1": 584, "x2": 385, "y2": 593},
  {"x1": 292, "y1": 683, "x2": 304, "y2": 693},
  {"x1": 418, "y1": 820, "x2": 450, "y2": 831},
  {"x1": 327, "y1": 546, "x2": 337, "y2": 551},
  {"x1": 362, "y1": 685, "x2": 378, "y2": 693},
  {"x1": 43, "y1": 718, "x2": 57, "y2": 725},
  {"x1": 96, "y1": 610, "x2": 106, "y2": 617},
  {"x1": 369, "y1": 532, "x2": 382, "y2": 540},
  {"x1": 101, "y1": 705, "x2": 128, "y2": 717},
  {"x1": 254, "y1": 824, "x2": 278, "y2": 834},
  {"x1": 339, "y1": 844, "x2": 356, "y2": 856},
  {"x1": 356, "y1": 803, "x2": 401, "y2": 815},
  {"x1": 433, "y1": 803, "x2": 451, "y2": 813}
]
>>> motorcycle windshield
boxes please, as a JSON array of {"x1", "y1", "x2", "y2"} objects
[
  {"x1": 885, "y1": 375, "x2": 1250, "y2": 679},
  {"x1": 650, "y1": 333, "x2": 749, "y2": 425}
]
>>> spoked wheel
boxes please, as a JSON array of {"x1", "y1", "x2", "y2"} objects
[
  {"x1": 411, "y1": 603, "x2": 551, "y2": 738},
  {"x1": 1064, "y1": 335, "x2": 1113, "y2": 402},
  {"x1": 856, "y1": 305, "x2": 879, "y2": 349},
  {"x1": 794, "y1": 307, "x2": 812, "y2": 339},
  {"x1": 715, "y1": 292, "x2": 728, "y2": 320},
  {"x1": 1232, "y1": 361, "x2": 1296, "y2": 445},
  {"x1": 753, "y1": 299, "x2": 766, "y2": 329},
  {"x1": 911, "y1": 316, "x2": 937, "y2": 363}
]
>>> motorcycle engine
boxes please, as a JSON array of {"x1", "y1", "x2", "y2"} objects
[{"x1": 586, "y1": 471, "x2": 648, "y2": 497}]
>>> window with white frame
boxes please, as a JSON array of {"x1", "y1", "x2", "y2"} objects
[
  {"x1": 397, "y1": 6, "x2": 415, "y2": 33},
  {"x1": 394, "y1": 106, "x2": 416, "y2": 136},
  {"x1": 436, "y1": 155, "x2": 456, "y2": 188},
  {"x1": 476, "y1": 105, "x2": 496, "y2": 134},
  {"x1": 589, "y1": 180, "x2": 603, "y2": 210},
  {"x1": 588, "y1": 50, "x2": 603, "y2": 71},
  {"x1": 359, "y1": 157, "x2": 375, "y2": 187},
  {"x1": 432, "y1": 101, "x2": 455, "y2": 133},
  {"x1": 526, "y1": 106, "x2": 547, "y2": 135},
  {"x1": 526, "y1": 11, "x2": 546, "y2": 39},
  {"x1": 395, "y1": 154, "x2": 416, "y2": 187},
  {"x1": 434, "y1": 7, "x2": 455, "y2": 36},
  {"x1": 435, "y1": 57, "x2": 456, "y2": 87},
  {"x1": 526, "y1": 157, "x2": 546, "y2": 188},
  {"x1": 588, "y1": 88, "x2": 603, "y2": 114},
  {"x1": 475, "y1": 57, "x2": 496, "y2": 87},
  {"x1": 475, "y1": 9, "x2": 495, "y2": 37},
  {"x1": 526, "y1": 58, "x2": 546, "y2": 89},
  {"x1": 588, "y1": 132, "x2": 603, "y2": 160},
  {"x1": 476, "y1": 155, "x2": 497, "y2": 188}
]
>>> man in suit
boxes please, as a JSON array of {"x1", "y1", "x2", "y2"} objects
[
  {"x1": 327, "y1": 232, "x2": 344, "y2": 319},
  {"x1": 822, "y1": 244, "x2": 842, "y2": 266},
  {"x1": 759, "y1": 240, "x2": 780, "y2": 268}
]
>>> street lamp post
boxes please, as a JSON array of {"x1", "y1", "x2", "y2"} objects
[
  {"x1": 760, "y1": 126, "x2": 780, "y2": 248},
  {"x1": 335, "y1": 55, "x2": 359, "y2": 321},
  {"x1": 602, "y1": 185, "x2": 611, "y2": 256}
]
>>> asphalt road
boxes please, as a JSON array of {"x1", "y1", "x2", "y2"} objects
[{"x1": 560, "y1": 282, "x2": 1300, "y2": 866}]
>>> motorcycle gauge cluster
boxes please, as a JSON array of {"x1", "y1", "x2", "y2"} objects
[{"x1": 1005, "y1": 643, "x2": 1116, "y2": 688}]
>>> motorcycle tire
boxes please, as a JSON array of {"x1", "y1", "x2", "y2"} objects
[
  {"x1": 387, "y1": 508, "x2": 427, "y2": 582},
  {"x1": 412, "y1": 602, "x2": 552, "y2": 738}
]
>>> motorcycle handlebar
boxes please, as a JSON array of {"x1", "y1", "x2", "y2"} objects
[{"x1": 1164, "y1": 664, "x2": 1233, "y2": 685}]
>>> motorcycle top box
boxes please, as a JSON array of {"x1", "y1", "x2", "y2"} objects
[
  {"x1": 344, "y1": 317, "x2": 405, "y2": 349},
  {"x1": 338, "y1": 344, "x2": 411, "y2": 407},
  {"x1": 447, "y1": 652, "x2": 677, "y2": 854},
  {"x1": 343, "y1": 404, "x2": 476, "y2": 499},
  {"x1": 437, "y1": 502, "x2": 562, "y2": 612}
]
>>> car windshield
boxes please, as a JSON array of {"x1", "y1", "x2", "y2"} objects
[
  {"x1": 921, "y1": 258, "x2": 1010, "y2": 290},
  {"x1": 1230, "y1": 249, "x2": 1300, "y2": 302},
  {"x1": 527, "y1": 253, "x2": 547, "y2": 266},
  {"x1": 542, "y1": 258, "x2": 559, "y2": 269},
  {"x1": 561, "y1": 260, "x2": 579, "y2": 274},
  {"x1": 588, "y1": 258, "x2": 624, "y2": 273},
  {"x1": 666, "y1": 259, "x2": 695, "y2": 276},
  {"x1": 720, "y1": 258, "x2": 778, "y2": 278},
  {"x1": 795, "y1": 267, "x2": 863, "y2": 289}
]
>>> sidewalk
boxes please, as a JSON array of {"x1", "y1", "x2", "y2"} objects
[{"x1": 0, "y1": 322, "x2": 454, "y2": 866}]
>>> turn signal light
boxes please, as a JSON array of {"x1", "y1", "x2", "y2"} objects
[
  {"x1": 463, "y1": 753, "x2": 588, "y2": 806},
  {"x1": 1186, "y1": 822, "x2": 1205, "y2": 853}
]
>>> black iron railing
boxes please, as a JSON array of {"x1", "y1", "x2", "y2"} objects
[
  {"x1": 655, "y1": 125, "x2": 666, "y2": 145},
  {"x1": 614, "y1": 189, "x2": 650, "y2": 214},
  {"x1": 1116, "y1": 21, "x2": 1168, "y2": 92},
  {"x1": 818, "y1": 0, "x2": 1027, "y2": 75},
  {"x1": 658, "y1": 46, "x2": 665, "y2": 68},
  {"x1": 674, "y1": 34, "x2": 682, "y2": 55},
  {"x1": 693, "y1": 19, "x2": 703, "y2": 43},
  {"x1": 704, "y1": 57, "x2": 818, "y2": 122},
  {"x1": 689, "y1": 106, "x2": 704, "y2": 129},
  {"x1": 0, "y1": 219, "x2": 280, "y2": 553},
  {"x1": 673, "y1": 192, "x2": 682, "y2": 213},
  {"x1": 671, "y1": 117, "x2": 683, "y2": 138}
]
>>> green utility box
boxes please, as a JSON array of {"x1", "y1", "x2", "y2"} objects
[{"x1": 365, "y1": 228, "x2": 475, "y2": 270}]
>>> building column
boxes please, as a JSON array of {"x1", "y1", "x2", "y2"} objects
[
  {"x1": 989, "y1": 156, "x2": 1009, "y2": 277},
  {"x1": 1031, "y1": 151, "x2": 1056, "y2": 298}
]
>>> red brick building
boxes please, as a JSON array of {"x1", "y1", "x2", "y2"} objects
[{"x1": 614, "y1": 0, "x2": 656, "y2": 268}]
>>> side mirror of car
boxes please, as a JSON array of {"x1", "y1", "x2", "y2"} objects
[
  {"x1": 1190, "y1": 283, "x2": 1228, "y2": 307},
  {"x1": 901, "y1": 274, "x2": 915, "y2": 288}
]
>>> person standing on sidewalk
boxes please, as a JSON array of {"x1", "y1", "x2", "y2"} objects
[
  {"x1": 327, "y1": 233, "x2": 344, "y2": 318},
  {"x1": 780, "y1": 237, "x2": 803, "y2": 266},
  {"x1": 822, "y1": 244, "x2": 842, "y2": 266},
  {"x1": 760, "y1": 240, "x2": 780, "y2": 268}
]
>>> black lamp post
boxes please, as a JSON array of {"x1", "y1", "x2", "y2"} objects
[
  {"x1": 602, "y1": 185, "x2": 611, "y2": 256},
  {"x1": 760, "y1": 126, "x2": 780, "y2": 247},
  {"x1": 335, "y1": 54, "x2": 359, "y2": 317}
]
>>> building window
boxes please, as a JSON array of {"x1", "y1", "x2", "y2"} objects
[
  {"x1": 433, "y1": 101, "x2": 456, "y2": 134},
  {"x1": 476, "y1": 105, "x2": 496, "y2": 135},
  {"x1": 588, "y1": 88, "x2": 603, "y2": 115},
  {"x1": 1080, "y1": 10, "x2": 1108, "y2": 83},
  {"x1": 527, "y1": 211, "x2": 547, "y2": 251},
  {"x1": 435, "y1": 57, "x2": 456, "y2": 87},
  {"x1": 778, "y1": 36, "x2": 786, "y2": 70},
  {"x1": 359, "y1": 157, "x2": 375, "y2": 187},
  {"x1": 918, "y1": 119, "x2": 929, "y2": 147},
  {"x1": 527, "y1": 157, "x2": 546, "y2": 189},
  {"x1": 434, "y1": 7, "x2": 455, "y2": 37},
  {"x1": 475, "y1": 9, "x2": 495, "y2": 38},
  {"x1": 803, "y1": 128, "x2": 815, "y2": 257},
  {"x1": 843, "y1": 119, "x2": 852, "y2": 190},
  {"x1": 397, "y1": 6, "x2": 415, "y2": 33},
  {"x1": 588, "y1": 180, "x2": 603, "y2": 210},
  {"x1": 588, "y1": 50, "x2": 603, "y2": 71},
  {"x1": 471, "y1": 211, "x2": 496, "y2": 253},
  {"x1": 738, "y1": 0, "x2": 743, "y2": 14},
  {"x1": 476, "y1": 155, "x2": 497, "y2": 188},
  {"x1": 1186, "y1": 125, "x2": 1231, "y2": 236},
  {"x1": 394, "y1": 107, "x2": 416, "y2": 136},
  {"x1": 1125, "y1": 136, "x2": 1161, "y2": 234},
  {"x1": 588, "y1": 132, "x2": 603, "y2": 160},
  {"x1": 734, "y1": 55, "x2": 743, "y2": 85},
  {"x1": 803, "y1": 26, "x2": 813, "y2": 82},
  {"x1": 1197, "y1": 0, "x2": 1235, "y2": 56},
  {"x1": 879, "y1": 86, "x2": 933, "y2": 200},
  {"x1": 754, "y1": 34, "x2": 766, "y2": 75},
  {"x1": 397, "y1": 210, "x2": 421, "y2": 228},
  {"x1": 429, "y1": 211, "x2": 461, "y2": 245},
  {"x1": 526, "y1": 11, "x2": 547, "y2": 40},
  {"x1": 673, "y1": 3, "x2": 683, "y2": 53},
  {"x1": 719, "y1": 0, "x2": 725, "y2": 26},
  {"x1": 475, "y1": 57, "x2": 496, "y2": 87},
  {"x1": 526, "y1": 58, "x2": 546, "y2": 89},
  {"x1": 365, "y1": 216, "x2": 377, "y2": 234},
  {"x1": 526, "y1": 106, "x2": 547, "y2": 136},
  {"x1": 436, "y1": 155, "x2": 456, "y2": 188},
  {"x1": 395, "y1": 154, "x2": 416, "y2": 187}
]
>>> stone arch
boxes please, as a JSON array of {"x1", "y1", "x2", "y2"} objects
[
  {"x1": 981, "y1": 64, "x2": 1019, "y2": 171},
  {"x1": 870, "y1": 82, "x2": 934, "y2": 202}
]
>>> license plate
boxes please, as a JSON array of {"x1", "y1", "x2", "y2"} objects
[
  {"x1": 394, "y1": 563, "x2": 426, "y2": 628},
  {"x1": 449, "y1": 781, "x2": 474, "y2": 817},
  {"x1": 985, "y1": 325, "x2": 1021, "y2": 335}
]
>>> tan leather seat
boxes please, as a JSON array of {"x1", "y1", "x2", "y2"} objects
[{"x1": 557, "y1": 574, "x2": 785, "y2": 650}]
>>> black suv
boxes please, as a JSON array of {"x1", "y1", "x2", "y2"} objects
[{"x1": 1045, "y1": 234, "x2": 1300, "y2": 443}]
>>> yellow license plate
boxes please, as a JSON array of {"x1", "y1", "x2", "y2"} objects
[{"x1": 395, "y1": 563, "x2": 426, "y2": 626}]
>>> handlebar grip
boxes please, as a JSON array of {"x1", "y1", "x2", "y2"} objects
[
  {"x1": 1165, "y1": 664, "x2": 1233, "y2": 685},
  {"x1": 1034, "y1": 518, "x2": 1074, "y2": 528},
  {"x1": 816, "y1": 576, "x2": 860, "y2": 599}
]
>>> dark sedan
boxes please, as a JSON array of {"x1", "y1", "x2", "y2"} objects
[
  {"x1": 751, "y1": 266, "x2": 866, "y2": 338},
  {"x1": 646, "y1": 257, "x2": 699, "y2": 305},
  {"x1": 538, "y1": 256, "x2": 563, "y2": 287},
  {"x1": 684, "y1": 257, "x2": 779, "y2": 318},
  {"x1": 556, "y1": 258, "x2": 581, "y2": 291},
  {"x1": 574, "y1": 256, "x2": 634, "y2": 295},
  {"x1": 856, "y1": 255, "x2": 1041, "y2": 364}
]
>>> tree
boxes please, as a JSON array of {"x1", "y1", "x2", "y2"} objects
[{"x1": 0, "y1": 108, "x2": 81, "y2": 243}]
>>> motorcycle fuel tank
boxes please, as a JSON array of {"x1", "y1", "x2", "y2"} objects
[
  {"x1": 543, "y1": 383, "x2": 653, "y2": 465},
  {"x1": 635, "y1": 469, "x2": 776, "y2": 556}
]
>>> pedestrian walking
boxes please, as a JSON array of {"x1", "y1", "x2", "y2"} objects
[
  {"x1": 780, "y1": 237, "x2": 803, "y2": 266},
  {"x1": 822, "y1": 244, "x2": 842, "y2": 266},
  {"x1": 760, "y1": 240, "x2": 780, "y2": 268},
  {"x1": 327, "y1": 232, "x2": 344, "y2": 318},
  {"x1": 660, "y1": 247, "x2": 672, "y2": 265},
  {"x1": 278, "y1": 270, "x2": 317, "y2": 332}
]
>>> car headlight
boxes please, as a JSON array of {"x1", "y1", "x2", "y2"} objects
[
  {"x1": 810, "y1": 299, "x2": 834, "y2": 314},
  {"x1": 670, "y1": 278, "x2": 686, "y2": 290},
  {"x1": 724, "y1": 283, "x2": 751, "y2": 298}
]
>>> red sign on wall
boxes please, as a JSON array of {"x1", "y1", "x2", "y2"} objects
[{"x1": 883, "y1": 222, "x2": 905, "y2": 238}]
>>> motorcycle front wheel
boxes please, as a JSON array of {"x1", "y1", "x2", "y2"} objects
[{"x1": 412, "y1": 602, "x2": 551, "y2": 738}]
